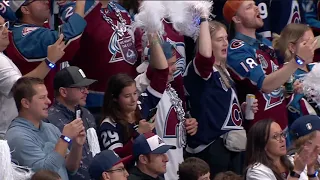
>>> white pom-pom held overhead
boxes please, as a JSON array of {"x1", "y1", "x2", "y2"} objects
[
  {"x1": 132, "y1": 1, "x2": 166, "y2": 34},
  {"x1": 301, "y1": 63, "x2": 320, "y2": 107},
  {"x1": 169, "y1": 0, "x2": 214, "y2": 41}
]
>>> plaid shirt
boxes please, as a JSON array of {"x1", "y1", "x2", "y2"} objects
[{"x1": 45, "y1": 101, "x2": 97, "y2": 180}]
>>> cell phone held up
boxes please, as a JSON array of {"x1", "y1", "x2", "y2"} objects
[
  {"x1": 75, "y1": 105, "x2": 82, "y2": 119},
  {"x1": 147, "y1": 107, "x2": 157, "y2": 123}
]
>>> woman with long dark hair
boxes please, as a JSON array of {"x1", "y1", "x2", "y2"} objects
[
  {"x1": 97, "y1": 33, "x2": 170, "y2": 158},
  {"x1": 245, "y1": 119, "x2": 317, "y2": 180}
]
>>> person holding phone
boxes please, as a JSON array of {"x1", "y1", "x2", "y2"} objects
[
  {"x1": 44, "y1": 66, "x2": 97, "y2": 180},
  {"x1": 98, "y1": 33, "x2": 169, "y2": 164},
  {"x1": 288, "y1": 115, "x2": 320, "y2": 179}
]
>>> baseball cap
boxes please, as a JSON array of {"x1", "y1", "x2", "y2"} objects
[
  {"x1": 53, "y1": 66, "x2": 97, "y2": 90},
  {"x1": 290, "y1": 115, "x2": 320, "y2": 139},
  {"x1": 223, "y1": 0, "x2": 246, "y2": 24},
  {"x1": 136, "y1": 42, "x2": 175, "y2": 73},
  {"x1": 89, "y1": 150, "x2": 132, "y2": 180},
  {"x1": 133, "y1": 132, "x2": 176, "y2": 158},
  {"x1": 10, "y1": 0, "x2": 27, "y2": 13}
]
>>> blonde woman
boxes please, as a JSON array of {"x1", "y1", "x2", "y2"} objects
[
  {"x1": 184, "y1": 20, "x2": 258, "y2": 177},
  {"x1": 272, "y1": 24, "x2": 319, "y2": 126}
]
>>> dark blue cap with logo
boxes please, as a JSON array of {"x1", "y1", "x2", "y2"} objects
[
  {"x1": 133, "y1": 132, "x2": 176, "y2": 158},
  {"x1": 290, "y1": 115, "x2": 320, "y2": 139},
  {"x1": 89, "y1": 150, "x2": 132, "y2": 180}
]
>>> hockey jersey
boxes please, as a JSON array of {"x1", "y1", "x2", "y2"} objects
[
  {"x1": 227, "y1": 33, "x2": 288, "y2": 130},
  {"x1": 67, "y1": 1, "x2": 141, "y2": 108},
  {"x1": 287, "y1": 63, "x2": 318, "y2": 126},
  {"x1": 0, "y1": 0, "x2": 16, "y2": 21},
  {"x1": 302, "y1": 0, "x2": 320, "y2": 34},
  {"x1": 98, "y1": 67, "x2": 168, "y2": 157},
  {"x1": 184, "y1": 53, "x2": 244, "y2": 153},
  {"x1": 4, "y1": 3, "x2": 87, "y2": 101},
  {"x1": 256, "y1": 0, "x2": 304, "y2": 38}
]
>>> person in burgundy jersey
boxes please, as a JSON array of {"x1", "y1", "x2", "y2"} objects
[
  {"x1": 223, "y1": 0, "x2": 316, "y2": 131},
  {"x1": 62, "y1": 1, "x2": 142, "y2": 118},
  {"x1": 5, "y1": 0, "x2": 87, "y2": 101},
  {"x1": 98, "y1": 34, "x2": 169, "y2": 167}
]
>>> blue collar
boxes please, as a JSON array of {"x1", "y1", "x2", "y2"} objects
[{"x1": 235, "y1": 32, "x2": 264, "y2": 46}]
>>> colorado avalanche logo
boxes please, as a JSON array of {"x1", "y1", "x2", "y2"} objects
[
  {"x1": 230, "y1": 40, "x2": 244, "y2": 50},
  {"x1": 22, "y1": 27, "x2": 39, "y2": 37},
  {"x1": 108, "y1": 23, "x2": 137, "y2": 65},
  {"x1": 221, "y1": 90, "x2": 243, "y2": 130},
  {"x1": 231, "y1": 103, "x2": 243, "y2": 126},
  {"x1": 289, "y1": 1, "x2": 301, "y2": 23}
]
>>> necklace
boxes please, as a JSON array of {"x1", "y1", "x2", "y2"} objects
[
  {"x1": 166, "y1": 84, "x2": 187, "y2": 148},
  {"x1": 100, "y1": 2, "x2": 127, "y2": 37}
]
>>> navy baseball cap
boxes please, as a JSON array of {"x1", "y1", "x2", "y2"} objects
[
  {"x1": 133, "y1": 132, "x2": 176, "y2": 158},
  {"x1": 290, "y1": 115, "x2": 320, "y2": 139},
  {"x1": 89, "y1": 150, "x2": 132, "y2": 180}
]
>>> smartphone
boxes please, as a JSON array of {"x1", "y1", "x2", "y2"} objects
[
  {"x1": 75, "y1": 105, "x2": 82, "y2": 119},
  {"x1": 147, "y1": 107, "x2": 157, "y2": 123}
]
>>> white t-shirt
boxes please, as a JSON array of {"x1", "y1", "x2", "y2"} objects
[
  {"x1": 0, "y1": 52, "x2": 21, "y2": 138},
  {"x1": 246, "y1": 163, "x2": 278, "y2": 180}
]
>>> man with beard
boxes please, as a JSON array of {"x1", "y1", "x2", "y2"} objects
[
  {"x1": 45, "y1": 66, "x2": 97, "y2": 180},
  {"x1": 223, "y1": 0, "x2": 316, "y2": 130}
]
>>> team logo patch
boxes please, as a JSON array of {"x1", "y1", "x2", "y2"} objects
[
  {"x1": 306, "y1": 123, "x2": 312, "y2": 130},
  {"x1": 22, "y1": 27, "x2": 39, "y2": 37},
  {"x1": 230, "y1": 40, "x2": 244, "y2": 50}
]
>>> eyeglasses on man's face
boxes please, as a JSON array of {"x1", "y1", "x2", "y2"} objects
[{"x1": 0, "y1": 21, "x2": 9, "y2": 33}]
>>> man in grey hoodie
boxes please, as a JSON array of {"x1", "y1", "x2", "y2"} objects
[{"x1": 5, "y1": 77, "x2": 85, "y2": 180}]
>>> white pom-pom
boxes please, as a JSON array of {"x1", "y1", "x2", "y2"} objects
[
  {"x1": 132, "y1": 1, "x2": 166, "y2": 34},
  {"x1": 169, "y1": 1, "x2": 214, "y2": 40},
  {"x1": 0, "y1": 140, "x2": 33, "y2": 180},
  {"x1": 301, "y1": 63, "x2": 320, "y2": 107}
]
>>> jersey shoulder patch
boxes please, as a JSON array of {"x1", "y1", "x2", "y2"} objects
[
  {"x1": 22, "y1": 27, "x2": 40, "y2": 37},
  {"x1": 230, "y1": 39, "x2": 245, "y2": 50}
]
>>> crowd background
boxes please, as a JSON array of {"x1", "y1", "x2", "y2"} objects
[{"x1": 1, "y1": 0, "x2": 320, "y2": 180}]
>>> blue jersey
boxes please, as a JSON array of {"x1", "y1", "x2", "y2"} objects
[
  {"x1": 302, "y1": 0, "x2": 320, "y2": 34},
  {"x1": 256, "y1": 0, "x2": 304, "y2": 38},
  {"x1": 287, "y1": 63, "x2": 319, "y2": 125},
  {"x1": 4, "y1": 3, "x2": 87, "y2": 101},
  {"x1": 184, "y1": 53, "x2": 243, "y2": 153},
  {"x1": 0, "y1": 0, "x2": 16, "y2": 21},
  {"x1": 227, "y1": 32, "x2": 288, "y2": 130}
]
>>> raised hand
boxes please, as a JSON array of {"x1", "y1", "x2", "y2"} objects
[
  {"x1": 47, "y1": 34, "x2": 67, "y2": 63},
  {"x1": 62, "y1": 118, "x2": 85, "y2": 140},
  {"x1": 296, "y1": 37, "x2": 317, "y2": 64}
]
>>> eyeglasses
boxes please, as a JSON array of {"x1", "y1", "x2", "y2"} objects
[
  {"x1": 0, "y1": 21, "x2": 9, "y2": 33},
  {"x1": 77, "y1": 86, "x2": 89, "y2": 93},
  {"x1": 271, "y1": 131, "x2": 287, "y2": 142},
  {"x1": 68, "y1": 86, "x2": 89, "y2": 93},
  {"x1": 106, "y1": 167, "x2": 127, "y2": 176}
]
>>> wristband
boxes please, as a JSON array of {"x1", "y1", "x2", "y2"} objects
[
  {"x1": 45, "y1": 58, "x2": 56, "y2": 69},
  {"x1": 290, "y1": 171, "x2": 301, "y2": 178},
  {"x1": 295, "y1": 55, "x2": 305, "y2": 66},
  {"x1": 199, "y1": 17, "x2": 208, "y2": 25},
  {"x1": 60, "y1": 135, "x2": 71, "y2": 144},
  {"x1": 307, "y1": 170, "x2": 318, "y2": 178}
]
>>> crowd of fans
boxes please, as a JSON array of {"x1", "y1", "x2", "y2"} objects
[{"x1": 2, "y1": 0, "x2": 320, "y2": 180}]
